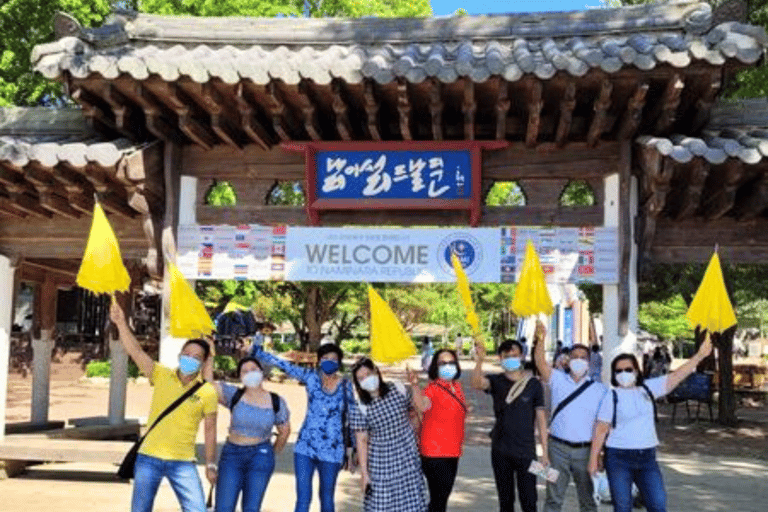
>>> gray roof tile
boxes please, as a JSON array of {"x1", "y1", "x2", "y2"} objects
[
  {"x1": 637, "y1": 126, "x2": 768, "y2": 165},
  {"x1": 31, "y1": 2, "x2": 768, "y2": 86}
]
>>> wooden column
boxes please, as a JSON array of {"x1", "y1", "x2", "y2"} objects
[
  {"x1": 30, "y1": 275, "x2": 56, "y2": 425},
  {"x1": 0, "y1": 255, "x2": 17, "y2": 442}
]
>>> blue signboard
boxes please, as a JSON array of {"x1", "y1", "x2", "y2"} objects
[
  {"x1": 315, "y1": 150, "x2": 472, "y2": 200},
  {"x1": 564, "y1": 307, "x2": 574, "y2": 346}
]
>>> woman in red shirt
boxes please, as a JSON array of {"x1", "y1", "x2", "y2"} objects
[{"x1": 408, "y1": 349, "x2": 467, "y2": 512}]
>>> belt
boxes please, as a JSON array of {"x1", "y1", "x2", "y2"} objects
[{"x1": 550, "y1": 435, "x2": 591, "y2": 449}]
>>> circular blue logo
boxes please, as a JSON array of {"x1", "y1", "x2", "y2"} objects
[{"x1": 438, "y1": 233, "x2": 483, "y2": 276}]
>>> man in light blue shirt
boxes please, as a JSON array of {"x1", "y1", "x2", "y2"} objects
[{"x1": 534, "y1": 323, "x2": 607, "y2": 512}]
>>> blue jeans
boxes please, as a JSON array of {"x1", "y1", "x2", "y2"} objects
[
  {"x1": 294, "y1": 452, "x2": 343, "y2": 512},
  {"x1": 132, "y1": 453, "x2": 206, "y2": 512},
  {"x1": 216, "y1": 441, "x2": 275, "y2": 512},
  {"x1": 605, "y1": 447, "x2": 666, "y2": 512}
]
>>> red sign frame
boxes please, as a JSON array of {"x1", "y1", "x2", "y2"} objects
[{"x1": 282, "y1": 140, "x2": 508, "y2": 226}]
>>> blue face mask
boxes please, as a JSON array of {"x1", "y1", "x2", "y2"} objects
[
  {"x1": 501, "y1": 357, "x2": 522, "y2": 371},
  {"x1": 320, "y1": 360, "x2": 340, "y2": 375},
  {"x1": 178, "y1": 355, "x2": 201, "y2": 375},
  {"x1": 438, "y1": 364, "x2": 458, "y2": 380}
]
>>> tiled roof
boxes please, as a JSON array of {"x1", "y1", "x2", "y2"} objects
[
  {"x1": 32, "y1": 1, "x2": 767, "y2": 85},
  {"x1": 0, "y1": 108, "x2": 142, "y2": 168}
]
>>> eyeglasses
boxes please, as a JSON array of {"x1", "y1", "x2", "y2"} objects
[{"x1": 615, "y1": 368, "x2": 635, "y2": 374}]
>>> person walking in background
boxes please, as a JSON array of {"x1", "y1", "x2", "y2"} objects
[
  {"x1": 252, "y1": 343, "x2": 353, "y2": 512},
  {"x1": 350, "y1": 357, "x2": 427, "y2": 512},
  {"x1": 588, "y1": 335, "x2": 713, "y2": 512},
  {"x1": 455, "y1": 332, "x2": 464, "y2": 356},
  {"x1": 421, "y1": 337, "x2": 434, "y2": 373},
  {"x1": 408, "y1": 349, "x2": 467, "y2": 512},
  {"x1": 110, "y1": 301, "x2": 218, "y2": 512},
  {"x1": 204, "y1": 357, "x2": 290, "y2": 512},
  {"x1": 589, "y1": 345, "x2": 603, "y2": 382},
  {"x1": 472, "y1": 337, "x2": 548, "y2": 512},
  {"x1": 534, "y1": 322, "x2": 607, "y2": 512}
]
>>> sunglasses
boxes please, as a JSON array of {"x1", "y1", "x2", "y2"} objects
[{"x1": 615, "y1": 368, "x2": 635, "y2": 374}]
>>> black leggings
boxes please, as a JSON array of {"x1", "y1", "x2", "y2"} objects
[{"x1": 421, "y1": 456, "x2": 459, "y2": 512}]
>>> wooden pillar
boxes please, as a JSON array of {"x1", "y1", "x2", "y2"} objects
[
  {"x1": 0, "y1": 255, "x2": 17, "y2": 442},
  {"x1": 30, "y1": 275, "x2": 56, "y2": 425},
  {"x1": 602, "y1": 142, "x2": 640, "y2": 381}
]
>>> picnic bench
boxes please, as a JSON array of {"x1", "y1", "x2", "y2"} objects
[{"x1": 667, "y1": 372, "x2": 715, "y2": 422}]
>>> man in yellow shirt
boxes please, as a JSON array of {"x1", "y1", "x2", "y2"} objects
[{"x1": 111, "y1": 302, "x2": 218, "y2": 512}]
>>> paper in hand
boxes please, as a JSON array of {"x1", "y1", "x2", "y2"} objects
[{"x1": 529, "y1": 460, "x2": 560, "y2": 483}]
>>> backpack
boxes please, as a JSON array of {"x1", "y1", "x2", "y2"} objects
[
  {"x1": 611, "y1": 383, "x2": 657, "y2": 428},
  {"x1": 229, "y1": 387, "x2": 281, "y2": 415}
]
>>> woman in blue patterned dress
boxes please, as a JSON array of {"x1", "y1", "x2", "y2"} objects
[
  {"x1": 350, "y1": 357, "x2": 427, "y2": 512},
  {"x1": 252, "y1": 343, "x2": 355, "y2": 512}
]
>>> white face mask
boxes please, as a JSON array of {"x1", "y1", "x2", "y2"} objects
[
  {"x1": 616, "y1": 371, "x2": 636, "y2": 388},
  {"x1": 242, "y1": 370, "x2": 263, "y2": 388},
  {"x1": 359, "y1": 375, "x2": 380, "y2": 391},
  {"x1": 569, "y1": 359, "x2": 589, "y2": 378}
]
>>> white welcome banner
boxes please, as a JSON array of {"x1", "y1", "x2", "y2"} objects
[
  {"x1": 176, "y1": 225, "x2": 619, "y2": 284},
  {"x1": 285, "y1": 227, "x2": 500, "y2": 283}
]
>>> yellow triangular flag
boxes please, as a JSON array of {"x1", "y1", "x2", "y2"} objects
[
  {"x1": 510, "y1": 240, "x2": 554, "y2": 317},
  {"x1": 168, "y1": 261, "x2": 215, "y2": 339},
  {"x1": 368, "y1": 286, "x2": 417, "y2": 364},
  {"x1": 686, "y1": 251, "x2": 737, "y2": 333},
  {"x1": 76, "y1": 202, "x2": 131, "y2": 294},
  {"x1": 451, "y1": 253, "x2": 480, "y2": 336}
]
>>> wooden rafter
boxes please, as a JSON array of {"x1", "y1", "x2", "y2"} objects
[
  {"x1": 525, "y1": 79, "x2": 543, "y2": 148},
  {"x1": 654, "y1": 74, "x2": 685, "y2": 133},
  {"x1": 363, "y1": 80, "x2": 381, "y2": 141},
  {"x1": 298, "y1": 80, "x2": 322, "y2": 141},
  {"x1": 84, "y1": 81, "x2": 137, "y2": 139},
  {"x1": 618, "y1": 82, "x2": 649, "y2": 141},
  {"x1": 234, "y1": 82, "x2": 271, "y2": 150},
  {"x1": 587, "y1": 79, "x2": 612, "y2": 147},
  {"x1": 555, "y1": 82, "x2": 576, "y2": 147},
  {"x1": 703, "y1": 160, "x2": 743, "y2": 220},
  {"x1": 675, "y1": 158, "x2": 709, "y2": 219},
  {"x1": 267, "y1": 81, "x2": 294, "y2": 142},
  {"x1": 463, "y1": 79, "x2": 476, "y2": 141},
  {"x1": 638, "y1": 147, "x2": 675, "y2": 261},
  {"x1": 0, "y1": 179, "x2": 52, "y2": 218},
  {"x1": 199, "y1": 82, "x2": 245, "y2": 149},
  {"x1": 495, "y1": 78, "x2": 510, "y2": 141},
  {"x1": 114, "y1": 80, "x2": 184, "y2": 143},
  {"x1": 429, "y1": 78, "x2": 443, "y2": 141},
  {"x1": 71, "y1": 86, "x2": 118, "y2": 136},
  {"x1": 735, "y1": 172, "x2": 768, "y2": 220},
  {"x1": 23, "y1": 164, "x2": 81, "y2": 219},
  {"x1": 331, "y1": 79, "x2": 354, "y2": 141},
  {"x1": 691, "y1": 73, "x2": 722, "y2": 133},
  {"x1": 397, "y1": 79, "x2": 412, "y2": 140}
]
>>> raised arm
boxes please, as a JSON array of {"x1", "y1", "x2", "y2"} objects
[
  {"x1": 471, "y1": 336, "x2": 490, "y2": 391},
  {"x1": 110, "y1": 300, "x2": 154, "y2": 378},
  {"x1": 252, "y1": 345, "x2": 313, "y2": 383},
  {"x1": 532, "y1": 320, "x2": 552, "y2": 382},
  {"x1": 666, "y1": 332, "x2": 713, "y2": 392},
  {"x1": 406, "y1": 366, "x2": 431, "y2": 413}
]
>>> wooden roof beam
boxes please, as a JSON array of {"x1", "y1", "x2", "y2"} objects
[
  {"x1": 268, "y1": 81, "x2": 297, "y2": 142},
  {"x1": 429, "y1": 78, "x2": 443, "y2": 141},
  {"x1": 0, "y1": 187, "x2": 53, "y2": 218},
  {"x1": 397, "y1": 79, "x2": 412, "y2": 141},
  {"x1": 675, "y1": 158, "x2": 709, "y2": 219},
  {"x1": 331, "y1": 79, "x2": 354, "y2": 141},
  {"x1": 691, "y1": 72, "x2": 722, "y2": 133},
  {"x1": 638, "y1": 147, "x2": 674, "y2": 261},
  {"x1": 234, "y1": 82, "x2": 271, "y2": 150},
  {"x1": 654, "y1": 74, "x2": 685, "y2": 134},
  {"x1": 735, "y1": 172, "x2": 768, "y2": 220},
  {"x1": 297, "y1": 80, "x2": 323, "y2": 141},
  {"x1": 555, "y1": 82, "x2": 576, "y2": 147},
  {"x1": 38, "y1": 191, "x2": 81, "y2": 219},
  {"x1": 587, "y1": 79, "x2": 612, "y2": 147},
  {"x1": 525, "y1": 79, "x2": 543, "y2": 148},
  {"x1": 178, "y1": 111, "x2": 217, "y2": 150},
  {"x1": 618, "y1": 82, "x2": 649, "y2": 141},
  {"x1": 463, "y1": 79, "x2": 477, "y2": 141},
  {"x1": 0, "y1": 198, "x2": 27, "y2": 218},
  {"x1": 363, "y1": 79, "x2": 381, "y2": 141},
  {"x1": 495, "y1": 78, "x2": 510, "y2": 141},
  {"x1": 703, "y1": 160, "x2": 743, "y2": 220},
  {"x1": 71, "y1": 86, "x2": 119, "y2": 137},
  {"x1": 116, "y1": 81, "x2": 185, "y2": 144},
  {"x1": 201, "y1": 82, "x2": 245, "y2": 149}
]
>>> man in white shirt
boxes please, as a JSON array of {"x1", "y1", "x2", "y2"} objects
[
  {"x1": 454, "y1": 332, "x2": 464, "y2": 356},
  {"x1": 534, "y1": 322, "x2": 607, "y2": 512}
]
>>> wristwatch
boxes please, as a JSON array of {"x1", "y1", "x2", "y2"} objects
[{"x1": 206, "y1": 463, "x2": 218, "y2": 472}]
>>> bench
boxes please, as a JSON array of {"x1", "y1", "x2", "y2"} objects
[{"x1": 667, "y1": 372, "x2": 714, "y2": 422}]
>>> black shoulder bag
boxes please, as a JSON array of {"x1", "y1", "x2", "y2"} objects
[
  {"x1": 118, "y1": 380, "x2": 205, "y2": 480},
  {"x1": 549, "y1": 379, "x2": 594, "y2": 425}
]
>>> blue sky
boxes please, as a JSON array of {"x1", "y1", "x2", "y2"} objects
[{"x1": 431, "y1": 0, "x2": 600, "y2": 16}]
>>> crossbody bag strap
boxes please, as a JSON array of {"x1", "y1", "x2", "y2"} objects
[
  {"x1": 549, "y1": 379, "x2": 594, "y2": 425},
  {"x1": 142, "y1": 380, "x2": 205, "y2": 442},
  {"x1": 433, "y1": 381, "x2": 467, "y2": 411},
  {"x1": 504, "y1": 374, "x2": 532, "y2": 405}
]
